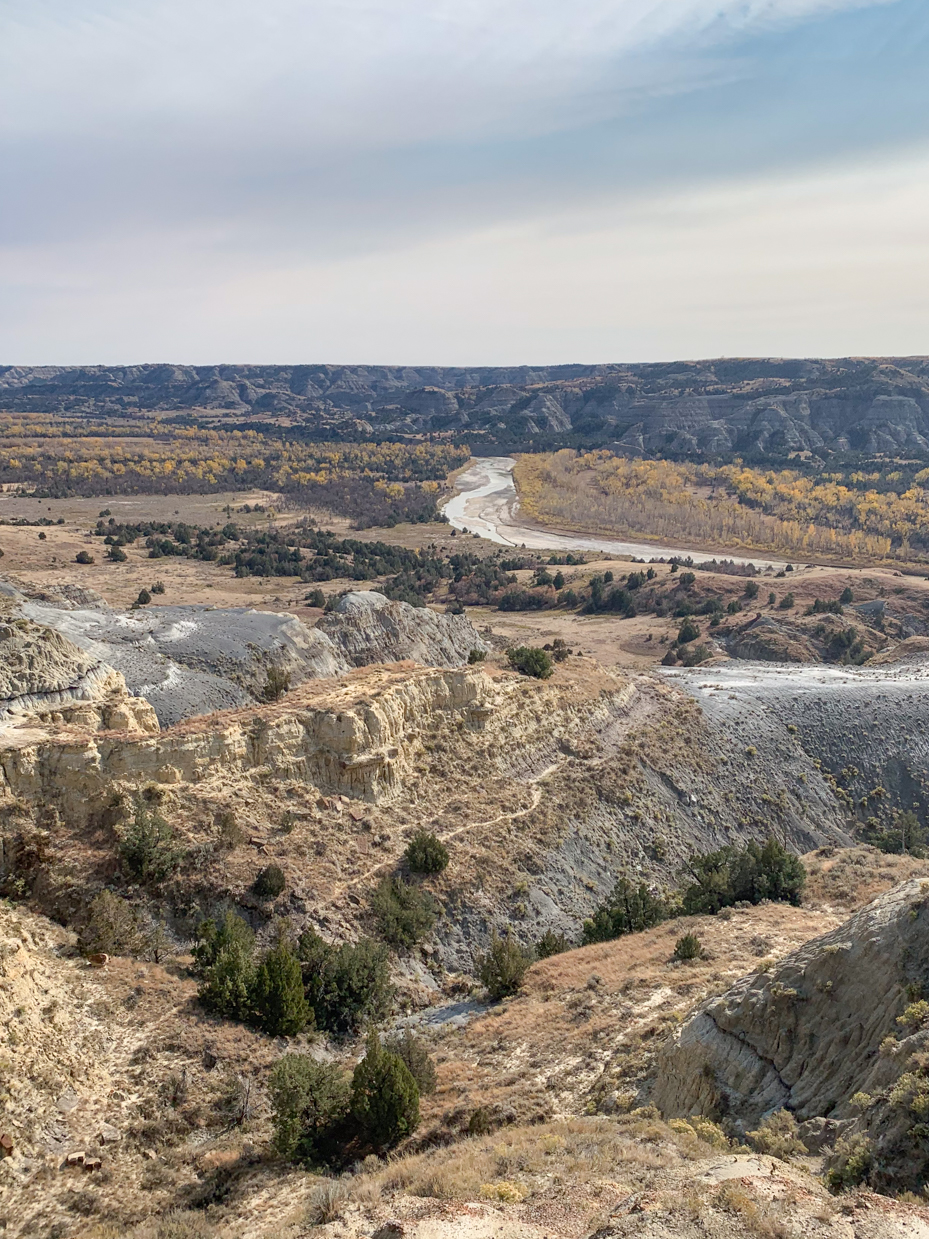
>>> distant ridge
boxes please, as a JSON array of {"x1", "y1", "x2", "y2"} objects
[{"x1": 4, "y1": 357, "x2": 929, "y2": 459}]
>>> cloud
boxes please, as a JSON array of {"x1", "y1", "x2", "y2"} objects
[{"x1": 0, "y1": 0, "x2": 925, "y2": 361}]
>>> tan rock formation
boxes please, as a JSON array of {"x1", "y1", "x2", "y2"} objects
[
  {"x1": 0, "y1": 617, "x2": 158, "y2": 736},
  {"x1": 652, "y1": 879, "x2": 929, "y2": 1134}
]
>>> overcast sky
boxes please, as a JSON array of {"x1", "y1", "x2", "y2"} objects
[{"x1": 1, "y1": 0, "x2": 927, "y2": 365}]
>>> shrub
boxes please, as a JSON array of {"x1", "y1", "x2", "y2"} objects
[
  {"x1": 897, "y1": 1000, "x2": 929, "y2": 1031},
  {"x1": 404, "y1": 829, "x2": 449, "y2": 875},
  {"x1": 826, "y1": 1133, "x2": 872, "y2": 1191},
  {"x1": 370, "y1": 876, "x2": 437, "y2": 949},
  {"x1": 193, "y1": 912, "x2": 256, "y2": 1020},
  {"x1": 475, "y1": 930, "x2": 533, "y2": 1000},
  {"x1": 150, "y1": 580, "x2": 166, "y2": 594},
  {"x1": 136, "y1": 588, "x2": 152, "y2": 606},
  {"x1": 253, "y1": 864, "x2": 286, "y2": 900},
  {"x1": 269, "y1": 1053, "x2": 351, "y2": 1161},
  {"x1": 304, "y1": 588, "x2": 326, "y2": 608},
  {"x1": 79, "y1": 890, "x2": 144, "y2": 956},
  {"x1": 107, "y1": 545, "x2": 127, "y2": 562},
  {"x1": 744, "y1": 581, "x2": 759, "y2": 599},
  {"x1": 350, "y1": 1032, "x2": 420, "y2": 1151},
  {"x1": 535, "y1": 928, "x2": 569, "y2": 959},
  {"x1": 384, "y1": 1029, "x2": 437, "y2": 1095},
  {"x1": 298, "y1": 930, "x2": 393, "y2": 1034},
  {"x1": 305, "y1": 1180, "x2": 349, "y2": 1225},
  {"x1": 506, "y1": 646, "x2": 554, "y2": 679},
  {"x1": 118, "y1": 800, "x2": 184, "y2": 885},
  {"x1": 669, "y1": 1116, "x2": 729, "y2": 1149},
  {"x1": 778, "y1": 592, "x2": 795, "y2": 609},
  {"x1": 75, "y1": 550, "x2": 94, "y2": 564},
  {"x1": 673, "y1": 932, "x2": 702, "y2": 961},
  {"x1": 677, "y1": 619, "x2": 700, "y2": 644},
  {"x1": 582, "y1": 878, "x2": 669, "y2": 944},
  {"x1": 250, "y1": 938, "x2": 312, "y2": 1037},
  {"x1": 746, "y1": 1109, "x2": 807, "y2": 1160},
  {"x1": 840, "y1": 586, "x2": 854, "y2": 604},
  {"x1": 467, "y1": 648, "x2": 486, "y2": 664},
  {"x1": 261, "y1": 665, "x2": 290, "y2": 702}
]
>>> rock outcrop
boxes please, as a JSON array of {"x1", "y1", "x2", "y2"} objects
[
  {"x1": 0, "y1": 617, "x2": 157, "y2": 735},
  {"x1": 653, "y1": 880, "x2": 929, "y2": 1135},
  {"x1": 22, "y1": 593, "x2": 485, "y2": 726},
  {"x1": 318, "y1": 591, "x2": 487, "y2": 669},
  {"x1": 0, "y1": 665, "x2": 493, "y2": 815}
]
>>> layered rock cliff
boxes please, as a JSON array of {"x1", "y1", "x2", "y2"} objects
[{"x1": 652, "y1": 879, "x2": 929, "y2": 1187}]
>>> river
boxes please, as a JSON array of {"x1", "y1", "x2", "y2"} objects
[{"x1": 443, "y1": 457, "x2": 786, "y2": 569}]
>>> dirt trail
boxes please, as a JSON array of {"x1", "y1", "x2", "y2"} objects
[{"x1": 323, "y1": 759, "x2": 564, "y2": 910}]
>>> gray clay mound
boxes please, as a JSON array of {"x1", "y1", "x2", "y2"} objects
[
  {"x1": 21, "y1": 591, "x2": 487, "y2": 727},
  {"x1": 21, "y1": 603, "x2": 346, "y2": 727}
]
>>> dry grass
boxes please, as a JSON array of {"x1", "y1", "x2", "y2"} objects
[{"x1": 803, "y1": 845, "x2": 929, "y2": 910}]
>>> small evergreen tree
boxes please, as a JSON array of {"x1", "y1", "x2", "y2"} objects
[
  {"x1": 370, "y1": 877, "x2": 437, "y2": 949},
  {"x1": 251, "y1": 938, "x2": 312, "y2": 1037},
  {"x1": 404, "y1": 829, "x2": 449, "y2": 875},
  {"x1": 677, "y1": 619, "x2": 700, "y2": 645},
  {"x1": 253, "y1": 863, "x2": 286, "y2": 900},
  {"x1": 193, "y1": 911, "x2": 256, "y2": 1020},
  {"x1": 298, "y1": 930, "x2": 393, "y2": 1035},
  {"x1": 506, "y1": 646, "x2": 554, "y2": 679},
  {"x1": 350, "y1": 1033, "x2": 420, "y2": 1150},
  {"x1": 199, "y1": 937, "x2": 256, "y2": 1020},
  {"x1": 79, "y1": 890, "x2": 144, "y2": 956},
  {"x1": 475, "y1": 930, "x2": 533, "y2": 1000},
  {"x1": 269, "y1": 1053, "x2": 351, "y2": 1161},
  {"x1": 673, "y1": 932, "x2": 702, "y2": 961},
  {"x1": 582, "y1": 878, "x2": 669, "y2": 944},
  {"x1": 118, "y1": 800, "x2": 183, "y2": 885},
  {"x1": 535, "y1": 928, "x2": 569, "y2": 959}
]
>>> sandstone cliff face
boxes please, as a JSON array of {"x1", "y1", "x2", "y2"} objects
[
  {"x1": 652, "y1": 880, "x2": 929, "y2": 1136},
  {"x1": 0, "y1": 665, "x2": 492, "y2": 816}
]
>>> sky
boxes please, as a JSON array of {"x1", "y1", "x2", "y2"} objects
[{"x1": 1, "y1": 0, "x2": 927, "y2": 365}]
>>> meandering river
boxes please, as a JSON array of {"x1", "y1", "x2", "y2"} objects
[{"x1": 443, "y1": 457, "x2": 786, "y2": 569}]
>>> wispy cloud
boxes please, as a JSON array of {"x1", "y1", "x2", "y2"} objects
[{"x1": 0, "y1": 0, "x2": 924, "y2": 361}]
